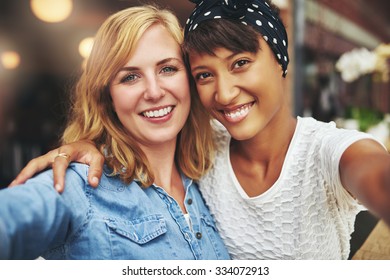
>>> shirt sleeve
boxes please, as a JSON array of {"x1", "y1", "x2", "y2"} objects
[
  {"x1": 319, "y1": 123, "x2": 381, "y2": 210},
  {"x1": 0, "y1": 166, "x2": 88, "y2": 259}
]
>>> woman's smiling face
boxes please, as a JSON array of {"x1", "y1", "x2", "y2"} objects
[
  {"x1": 110, "y1": 24, "x2": 191, "y2": 148},
  {"x1": 189, "y1": 37, "x2": 286, "y2": 141}
]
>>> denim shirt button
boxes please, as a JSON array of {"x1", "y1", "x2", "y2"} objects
[
  {"x1": 195, "y1": 232, "x2": 202, "y2": 239},
  {"x1": 187, "y1": 198, "x2": 193, "y2": 205}
]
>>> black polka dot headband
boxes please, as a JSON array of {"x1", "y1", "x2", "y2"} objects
[{"x1": 184, "y1": 0, "x2": 289, "y2": 77}]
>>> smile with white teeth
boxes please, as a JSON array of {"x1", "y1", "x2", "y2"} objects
[
  {"x1": 223, "y1": 103, "x2": 253, "y2": 119},
  {"x1": 142, "y1": 106, "x2": 173, "y2": 118}
]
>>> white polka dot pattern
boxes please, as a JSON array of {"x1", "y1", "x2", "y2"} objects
[{"x1": 184, "y1": 0, "x2": 289, "y2": 77}]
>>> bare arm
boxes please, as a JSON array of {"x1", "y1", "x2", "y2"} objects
[
  {"x1": 8, "y1": 140, "x2": 104, "y2": 193},
  {"x1": 340, "y1": 139, "x2": 390, "y2": 226}
]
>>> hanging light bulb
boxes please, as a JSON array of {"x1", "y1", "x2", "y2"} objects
[{"x1": 30, "y1": 0, "x2": 73, "y2": 23}]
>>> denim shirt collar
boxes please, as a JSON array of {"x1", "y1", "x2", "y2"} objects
[{"x1": 102, "y1": 164, "x2": 194, "y2": 191}]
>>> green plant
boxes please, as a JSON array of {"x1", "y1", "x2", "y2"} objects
[{"x1": 345, "y1": 107, "x2": 384, "y2": 132}]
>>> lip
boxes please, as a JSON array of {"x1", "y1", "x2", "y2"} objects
[
  {"x1": 140, "y1": 105, "x2": 175, "y2": 123},
  {"x1": 218, "y1": 101, "x2": 254, "y2": 123}
]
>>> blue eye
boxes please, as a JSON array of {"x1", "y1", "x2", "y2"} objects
[
  {"x1": 161, "y1": 66, "x2": 177, "y2": 73},
  {"x1": 121, "y1": 74, "x2": 138, "y2": 83}
]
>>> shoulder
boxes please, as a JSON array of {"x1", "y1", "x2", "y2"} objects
[
  {"x1": 16, "y1": 163, "x2": 88, "y2": 192},
  {"x1": 297, "y1": 117, "x2": 376, "y2": 148},
  {"x1": 68, "y1": 163, "x2": 90, "y2": 182},
  {"x1": 297, "y1": 117, "x2": 337, "y2": 136},
  {"x1": 52, "y1": 163, "x2": 91, "y2": 200}
]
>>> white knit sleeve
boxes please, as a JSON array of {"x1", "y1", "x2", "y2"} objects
[{"x1": 319, "y1": 123, "x2": 380, "y2": 210}]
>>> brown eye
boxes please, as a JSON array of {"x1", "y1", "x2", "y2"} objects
[
  {"x1": 195, "y1": 72, "x2": 211, "y2": 81},
  {"x1": 233, "y1": 59, "x2": 249, "y2": 69}
]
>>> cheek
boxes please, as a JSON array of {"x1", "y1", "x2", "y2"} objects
[
  {"x1": 171, "y1": 75, "x2": 191, "y2": 104},
  {"x1": 111, "y1": 95, "x2": 124, "y2": 113},
  {"x1": 110, "y1": 88, "x2": 138, "y2": 114},
  {"x1": 196, "y1": 86, "x2": 213, "y2": 108},
  {"x1": 177, "y1": 87, "x2": 191, "y2": 112}
]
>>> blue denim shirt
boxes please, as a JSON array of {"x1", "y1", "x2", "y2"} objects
[{"x1": 0, "y1": 163, "x2": 230, "y2": 260}]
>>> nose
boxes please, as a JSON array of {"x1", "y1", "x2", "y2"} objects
[
  {"x1": 214, "y1": 75, "x2": 239, "y2": 105},
  {"x1": 143, "y1": 76, "x2": 165, "y2": 101}
]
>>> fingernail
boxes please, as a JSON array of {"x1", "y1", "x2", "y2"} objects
[
  {"x1": 55, "y1": 184, "x2": 62, "y2": 192},
  {"x1": 91, "y1": 177, "x2": 99, "y2": 185}
]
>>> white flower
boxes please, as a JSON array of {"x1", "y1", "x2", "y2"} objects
[{"x1": 336, "y1": 48, "x2": 378, "y2": 82}]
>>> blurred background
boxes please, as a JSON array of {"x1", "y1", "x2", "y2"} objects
[{"x1": 0, "y1": 0, "x2": 389, "y2": 259}]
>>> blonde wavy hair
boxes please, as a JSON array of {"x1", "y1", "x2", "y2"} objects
[{"x1": 62, "y1": 5, "x2": 214, "y2": 186}]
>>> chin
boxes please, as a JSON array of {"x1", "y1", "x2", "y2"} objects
[
  {"x1": 223, "y1": 120, "x2": 260, "y2": 141},
  {"x1": 226, "y1": 128, "x2": 254, "y2": 141}
]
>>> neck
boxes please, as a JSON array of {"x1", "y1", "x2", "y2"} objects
[
  {"x1": 231, "y1": 111, "x2": 296, "y2": 164},
  {"x1": 140, "y1": 140, "x2": 176, "y2": 186},
  {"x1": 141, "y1": 140, "x2": 186, "y2": 213},
  {"x1": 229, "y1": 111, "x2": 297, "y2": 197}
]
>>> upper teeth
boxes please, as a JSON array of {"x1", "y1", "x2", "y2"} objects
[
  {"x1": 142, "y1": 106, "x2": 173, "y2": 118},
  {"x1": 224, "y1": 103, "x2": 252, "y2": 119}
]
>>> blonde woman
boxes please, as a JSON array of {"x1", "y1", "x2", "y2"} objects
[{"x1": 0, "y1": 5, "x2": 229, "y2": 260}]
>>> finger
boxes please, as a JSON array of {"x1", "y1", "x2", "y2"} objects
[
  {"x1": 9, "y1": 163, "x2": 37, "y2": 186},
  {"x1": 8, "y1": 150, "x2": 58, "y2": 187},
  {"x1": 9, "y1": 161, "x2": 39, "y2": 187},
  {"x1": 87, "y1": 153, "x2": 105, "y2": 188},
  {"x1": 52, "y1": 152, "x2": 71, "y2": 193}
]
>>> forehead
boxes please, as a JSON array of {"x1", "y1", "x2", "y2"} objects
[
  {"x1": 188, "y1": 48, "x2": 240, "y2": 73},
  {"x1": 127, "y1": 24, "x2": 182, "y2": 65},
  {"x1": 188, "y1": 42, "x2": 284, "y2": 78},
  {"x1": 188, "y1": 37, "x2": 269, "y2": 66},
  {"x1": 189, "y1": 47, "x2": 233, "y2": 62}
]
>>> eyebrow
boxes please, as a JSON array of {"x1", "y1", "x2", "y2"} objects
[
  {"x1": 190, "y1": 51, "x2": 240, "y2": 72},
  {"x1": 117, "y1": 57, "x2": 183, "y2": 73},
  {"x1": 191, "y1": 65, "x2": 207, "y2": 73},
  {"x1": 157, "y1": 57, "x2": 183, "y2": 66}
]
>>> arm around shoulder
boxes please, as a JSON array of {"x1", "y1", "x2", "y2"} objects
[
  {"x1": 9, "y1": 140, "x2": 104, "y2": 192},
  {"x1": 340, "y1": 139, "x2": 390, "y2": 226}
]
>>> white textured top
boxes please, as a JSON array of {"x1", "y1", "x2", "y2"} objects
[{"x1": 199, "y1": 117, "x2": 379, "y2": 260}]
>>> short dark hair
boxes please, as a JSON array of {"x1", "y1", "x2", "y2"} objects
[{"x1": 183, "y1": 19, "x2": 260, "y2": 57}]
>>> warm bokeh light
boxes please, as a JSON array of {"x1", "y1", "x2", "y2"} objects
[
  {"x1": 1, "y1": 51, "x2": 21, "y2": 69},
  {"x1": 273, "y1": 0, "x2": 288, "y2": 9},
  {"x1": 78, "y1": 37, "x2": 94, "y2": 59},
  {"x1": 30, "y1": 0, "x2": 73, "y2": 23}
]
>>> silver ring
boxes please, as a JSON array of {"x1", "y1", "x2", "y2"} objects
[{"x1": 54, "y1": 152, "x2": 70, "y2": 163}]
